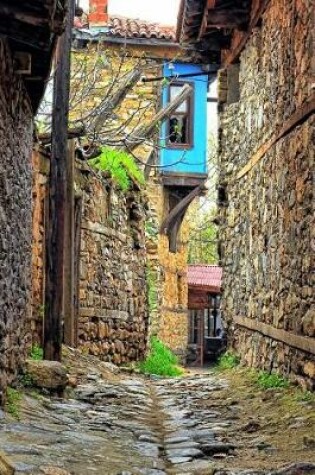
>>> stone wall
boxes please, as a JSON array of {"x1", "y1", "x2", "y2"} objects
[
  {"x1": 31, "y1": 149, "x2": 49, "y2": 345},
  {"x1": 218, "y1": 0, "x2": 314, "y2": 388},
  {"x1": 0, "y1": 39, "x2": 33, "y2": 404},
  {"x1": 71, "y1": 42, "x2": 192, "y2": 359},
  {"x1": 31, "y1": 153, "x2": 149, "y2": 364},
  {"x1": 146, "y1": 180, "x2": 189, "y2": 360},
  {"x1": 77, "y1": 162, "x2": 148, "y2": 363}
]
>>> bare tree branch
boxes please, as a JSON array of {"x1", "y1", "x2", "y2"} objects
[{"x1": 122, "y1": 83, "x2": 193, "y2": 152}]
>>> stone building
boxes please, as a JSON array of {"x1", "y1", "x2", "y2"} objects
[
  {"x1": 32, "y1": 147, "x2": 148, "y2": 364},
  {"x1": 177, "y1": 0, "x2": 315, "y2": 387},
  {"x1": 72, "y1": 2, "x2": 210, "y2": 361},
  {"x1": 0, "y1": 2, "x2": 66, "y2": 404}
]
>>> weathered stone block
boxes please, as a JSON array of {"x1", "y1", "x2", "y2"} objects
[{"x1": 25, "y1": 360, "x2": 68, "y2": 390}]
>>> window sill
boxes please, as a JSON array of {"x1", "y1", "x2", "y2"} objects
[{"x1": 166, "y1": 144, "x2": 193, "y2": 150}]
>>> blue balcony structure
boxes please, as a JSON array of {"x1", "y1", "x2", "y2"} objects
[{"x1": 159, "y1": 62, "x2": 209, "y2": 252}]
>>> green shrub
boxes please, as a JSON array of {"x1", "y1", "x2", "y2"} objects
[
  {"x1": 255, "y1": 371, "x2": 290, "y2": 390},
  {"x1": 217, "y1": 351, "x2": 240, "y2": 370},
  {"x1": 6, "y1": 387, "x2": 22, "y2": 419},
  {"x1": 30, "y1": 344, "x2": 44, "y2": 361},
  {"x1": 138, "y1": 337, "x2": 184, "y2": 377},
  {"x1": 89, "y1": 147, "x2": 145, "y2": 191}
]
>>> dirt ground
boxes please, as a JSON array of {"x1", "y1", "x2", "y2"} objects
[
  {"x1": 1, "y1": 348, "x2": 314, "y2": 475},
  {"x1": 194, "y1": 366, "x2": 315, "y2": 471}
]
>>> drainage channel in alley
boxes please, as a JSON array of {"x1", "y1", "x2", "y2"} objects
[{"x1": 0, "y1": 353, "x2": 314, "y2": 475}]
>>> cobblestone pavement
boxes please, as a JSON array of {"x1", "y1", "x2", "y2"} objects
[{"x1": 0, "y1": 364, "x2": 314, "y2": 475}]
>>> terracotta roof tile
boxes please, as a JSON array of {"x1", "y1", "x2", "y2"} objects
[
  {"x1": 188, "y1": 265, "x2": 222, "y2": 292},
  {"x1": 108, "y1": 16, "x2": 176, "y2": 42}
]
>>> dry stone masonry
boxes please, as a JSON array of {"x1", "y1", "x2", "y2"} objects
[
  {"x1": 218, "y1": 0, "x2": 315, "y2": 388},
  {"x1": 77, "y1": 161, "x2": 148, "y2": 363},
  {"x1": 0, "y1": 39, "x2": 33, "y2": 404},
  {"x1": 31, "y1": 153, "x2": 149, "y2": 364}
]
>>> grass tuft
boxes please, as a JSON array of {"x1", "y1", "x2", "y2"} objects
[
  {"x1": 30, "y1": 344, "x2": 44, "y2": 361},
  {"x1": 217, "y1": 351, "x2": 240, "y2": 370},
  {"x1": 6, "y1": 387, "x2": 22, "y2": 419},
  {"x1": 138, "y1": 337, "x2": 184, "y2": 377},
  {"x1": 255, "y1": 371, "x2": 290, "y2": 390}
]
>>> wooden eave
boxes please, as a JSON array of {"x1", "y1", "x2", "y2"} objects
[
  {"x1": 0, "y1": 0, "x2": 68, "y2": 111},
  {"x1": 177, "y1": 0, "x2": 262, "y2": 65},
  {"x1": 188, "y1": 284, "x2": 220, "y2": 293}
]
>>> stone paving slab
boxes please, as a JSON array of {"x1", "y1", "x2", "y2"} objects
[{"x1": 0, "y1": 370, "x2": 314, "y2": 475}]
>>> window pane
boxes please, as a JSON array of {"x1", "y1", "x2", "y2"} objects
[
  {"x1": 170, "y1": 85, "x2": 188, "y2": 113},
  {"x1": 169, "y1": 115, "x2": 188, "y2": 144}
]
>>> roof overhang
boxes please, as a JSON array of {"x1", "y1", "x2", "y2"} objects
[
  {"x1": 0, "y1": 0, "x2": 67, "y2": 112},
  {"x1": 188, "y1": 284, "x2": 221, "y2": 293},
  {"x1": 177, "y1": 0, "x2": 266, "y2": 65}
]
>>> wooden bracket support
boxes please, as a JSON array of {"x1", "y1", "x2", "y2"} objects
[{"x1": 160, "y1": 183, "x2": 204, "y2": 253}]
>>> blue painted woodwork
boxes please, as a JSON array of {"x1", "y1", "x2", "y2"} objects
[{"x1": 159, "y1": 63, "x2": 208, "y2": 175}]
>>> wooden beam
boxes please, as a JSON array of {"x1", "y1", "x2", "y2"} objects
[
  {"x1": 160, "y1": 184, "x2": 203, "y2": 235},
  {"x1": 0, "y1": 1, "x2": 66, "y2": 32},
  {"x1": 236, "y1": 95, "x2": 315, "y2": 179},
  {"x1": 223, "y1": 0, "x2": 270, "y2": 66},
  {"x1": 123, "y1": 83, "x2": 193, "y2": 152},
  {"x1": 206, "y1": 9, "x2": 249, "y2": 29},
  {"x1": 38, "y1": 126, "x2": 85, "y2": 145},
  {"x1": 198, "y1": 0, "x2": 217, "y2": 41},
  {"x1": 63, "y1": 140, "x2": 75, "y2": 346},
  {"x1": 73, "y1": 196, "x2": 83, "y2": 348},
  {"x1": 44, "y1": 0, "x2": 74, "y2": 361},
  {"x1": 162, "y1": 173, "x2": 208, "y2": 188},
  {"x1": 234, "y1": 316, "x2": 315, "y2": 356},
  {"x1": 92, "y1": 68, "x2": 142, "y2": 134},
  {"x1": 207, "y1": 0, "x2": 216, "y2": 8},
  {"x1": 0, "y1": 5, "x2": 48, "y2": 27},
  {"x1": 0, "y1": 21, "x2": 50, "y2": 50}
]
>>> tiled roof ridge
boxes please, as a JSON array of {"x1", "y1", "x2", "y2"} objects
[
  {"x1": 187, "y1": 265, "x2": 222, "y2": 292},
  {"x1": 109, "y1": 14, "x2": 175, "y2": 29},
  {"x1": 107, "y1": 15, "x2": 176, "y2": 41}
]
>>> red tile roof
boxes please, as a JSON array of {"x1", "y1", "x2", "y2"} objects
[
  {"x1": 108, "y1": 16, "x2": 176, "y2": 42},
  {"x1": 188, "y1": 265, "x2": 222, "y2": 292}
]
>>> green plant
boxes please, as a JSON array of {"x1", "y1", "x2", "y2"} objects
[
  {"x1": 295, "y1": 390, "x2": 315, "y2": 403},
  {"x1": 217, "y1": 351, "x2": 240, "y2": 370},
  {"x1": 30, "y1": 344, "x2": 44, "y2": 361},
  {"x1": 89, "y1": 147, "x2": 145, "y2": 191},
  {"x1": 255, "y1": 371, "x2": 290, "y2": 390},
  {"x1": 20, "y1": 372, "x2": 34, "y2": 387},
  {"x1": 6, "y1": 387, "x2": 22, "y2": 419},
  {"x1": 37, "y1": 304, "x2": 45, "y2": 320},
  {"x1": 138, "y1": 337, "x2": 184, "y2": 377}
]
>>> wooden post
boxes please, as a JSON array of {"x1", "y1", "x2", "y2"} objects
[
  {"x1": 44, "y1": 0, "x2": 75, "y2": 361},
  {"x1": 63, "y1": 140, "x2": 75, "y2": 346},
  {"x1": 73, "y1": 195, "x2": 83, "y2": 348}
]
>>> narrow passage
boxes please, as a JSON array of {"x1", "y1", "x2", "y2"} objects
[{"x1": 0, "y1": 356, "x2": 314, "y2": 475}]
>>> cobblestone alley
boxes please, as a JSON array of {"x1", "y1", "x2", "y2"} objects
[{"x1": 0, "y1": 350, "x2": 314, "y2": 475}]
